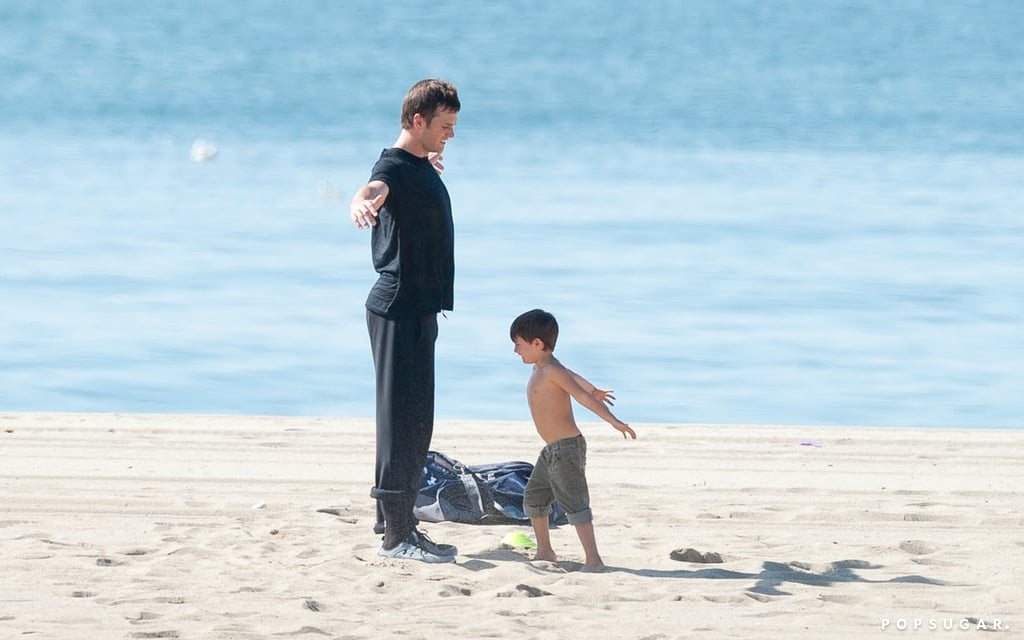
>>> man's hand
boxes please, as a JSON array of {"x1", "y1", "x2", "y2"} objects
[{"x1": 351, "y1": 193, "x2": 385, "y2": 229}]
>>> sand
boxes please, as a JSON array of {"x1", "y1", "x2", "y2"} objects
[{"x1": 1, "y1": 412, "x2": 1021, "y2": 639}]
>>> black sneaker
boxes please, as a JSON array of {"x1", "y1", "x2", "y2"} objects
[
  {"x1": 409, "y1": 529, "x2": 458, "y2": 557},
  {"x1": 378, "y1": 531, "x2": 455, "y2": 564}
]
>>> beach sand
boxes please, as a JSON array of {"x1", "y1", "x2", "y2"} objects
[{"x1": 1, "y1": 412, "x2": 1021, "y2": 639}]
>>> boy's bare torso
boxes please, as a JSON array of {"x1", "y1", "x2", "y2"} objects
[{"x1": 527, "y1": 361, "x2": 583, "y2": 444}]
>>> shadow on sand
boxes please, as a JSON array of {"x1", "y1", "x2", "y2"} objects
[{"x1": 607, "y1": 559, "x2": 946, "y2": 596}]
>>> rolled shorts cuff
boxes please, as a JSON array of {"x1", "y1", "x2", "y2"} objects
[
  {"x1": 566, "y1": 507, "x2": 593, "y2": 526},
  {"x1": 524, "y1": 503, "x2": 552, "y2": 520}
]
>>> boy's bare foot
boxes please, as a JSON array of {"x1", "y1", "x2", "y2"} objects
[
  {"x1": 580, "y1": 562, "x2": 607, "y2": 573},
  {"x1": 532, "y1": 550, "x2": 558, "y2": 563}
]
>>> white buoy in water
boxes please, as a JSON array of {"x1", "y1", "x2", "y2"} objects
[{"x1": 190, "y1": 139, "x2": 218, "y2": 162}]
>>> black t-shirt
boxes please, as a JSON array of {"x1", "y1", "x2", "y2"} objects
[{"x1": 365, "y1": 147, "x2": 455, "y2": 318}]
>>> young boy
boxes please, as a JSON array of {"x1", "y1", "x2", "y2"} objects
[{"x1": 510, "y1": 309, "x2": 636, "y2": 572}]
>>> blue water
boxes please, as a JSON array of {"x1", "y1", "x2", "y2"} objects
[{"x1": 2, "y1": 1, "x2": 1022, "y2": 428}]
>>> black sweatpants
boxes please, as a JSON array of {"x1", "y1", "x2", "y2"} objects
[{"x1": 366, "y1": 310, "x2": 438, "y2": 546}]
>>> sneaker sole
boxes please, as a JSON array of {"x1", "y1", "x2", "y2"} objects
[{"x1": 377, "y1": 544, "x2": 455, "y2": 564}]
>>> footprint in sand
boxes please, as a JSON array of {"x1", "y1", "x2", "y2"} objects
[
  {"x1": 126, "y1": 612, "x2": 162, "y2": 625},
  {"x1": 702, "y1": 593, "x2": 748, "y2": 604},
  {"x1": 499, "y1": 583, "x2": 552, "y2": 598},
  {"x1": 528, "y1": 559, "x2": 581, "y2": 573},
  {"x1": 899, "y1": 540, "x2": 939, "y2": 555},
  {"x1": 670, "y1": 548, "x2": 724, "y2": 563},
  {"x1": 696, "y1": 512, "x2": 722, "y2": 520},
  {"x1": 273, "y1": 626, "x2": 331, "y2": 636},
  {"x1": 526, "y1": 560, "x2": 559, "y2": 572},
  {"x1": 438, "y1": 584, "x2": 472, "y2": 597},
  {"x1": 902, "y1": 513, "x2": 947, "y2": 522},
  {"x1": 746, "y1": 592, "x2": 774, "y2": 603},
  {"x1": 315, "y1": 506, "x2": 358, "y2": 524},
  {"x1": 122, "y1": 548, "x2": 153, "y2": 557},
  {"x1": 818, "y1": 593, "x2": 866, "y2": 605}
]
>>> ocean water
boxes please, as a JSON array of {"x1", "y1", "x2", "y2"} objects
[{"x1": 2, "y1": 1, "x2": 1022, "y2": 428}]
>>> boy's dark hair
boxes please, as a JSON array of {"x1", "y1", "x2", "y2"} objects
[
  {"x1": 510, "y1": 309, "x2": 558, "y2": 351},
  {"x1": 401, "y1": 79, "x2": 460, "y2": 129}
]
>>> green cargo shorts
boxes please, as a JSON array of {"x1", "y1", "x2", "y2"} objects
[{"x1": 523, "y1": 435, "x2": 592, "y2": 525}]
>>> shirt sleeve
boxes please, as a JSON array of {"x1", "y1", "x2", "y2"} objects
[{"x1": 370, "y1": 154, "x2": 396, "y2": 187}]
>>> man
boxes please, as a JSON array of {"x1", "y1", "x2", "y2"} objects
[{"x1": 349, "y1": 79, "x2": 460, "y2": 563}]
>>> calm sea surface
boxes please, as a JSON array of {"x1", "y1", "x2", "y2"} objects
[{"x1": 2, "y1": 1, "x2": 1022, "y2": 428}]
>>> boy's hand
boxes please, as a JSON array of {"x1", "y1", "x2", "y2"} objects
[
  {"x1": 428, "y1": 152, "x2": 444, "y2": 175},
  {"x1": 615, "y1": 422, "x2": 637, "y2": 440},
  {"x1": 592, "y1": 388, "x2": 616, "y2": 406}
]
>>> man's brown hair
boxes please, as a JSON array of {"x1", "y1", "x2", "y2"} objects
[{"x1": 401, "y1": 79, "x2": 460, "y2": 129}]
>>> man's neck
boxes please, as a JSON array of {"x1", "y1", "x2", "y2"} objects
[{"x1": 393, "y1": 130, "x2": 428, "y2": 158}]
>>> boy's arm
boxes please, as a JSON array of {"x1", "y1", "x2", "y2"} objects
[
  {"x1": 428, "y1": 152, "x2": 444, "y2": 175},
  {"x1": 551, "y1": 367, "x2": 636, "y2": 439},
  {"x1": 568, "y1": 369, "x2": 616, "y2": 407}
]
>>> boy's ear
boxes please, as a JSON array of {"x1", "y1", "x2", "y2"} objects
[{"x1": 532, "y1": 338, "x2": 546, "y2": 350}]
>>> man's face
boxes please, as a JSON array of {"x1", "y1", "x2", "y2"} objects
[{"x1": 415, "y1": 109, "x2": 458, "y2": 154}]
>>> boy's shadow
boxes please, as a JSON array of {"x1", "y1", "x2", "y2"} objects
[
  {"x1": 461, "y1": 552, "x2": 945, "y2": 596},
  {"x1": 607, "y1": 559, "x2": 946, "y2": 596}
]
